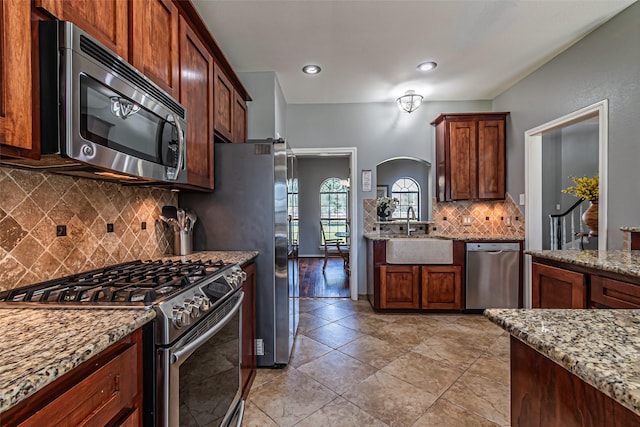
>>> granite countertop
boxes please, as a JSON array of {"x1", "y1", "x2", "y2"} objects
[
  {"x1": 364, "y1": 233, "x2": 523, "y2": 241},
  {"x1": 485, "y1": 308, "x2": 640, "y2": 416},
  {"x1": 0, "y1": 308, "x2": 156, "y2": 413},
  {"x1": 526, "y1": 249, "x2": 640, "y2": 278},
  {"x1": 621, "y1": 226, "x2": 640, "y2": 232},
  {"x1": 162, "y1": 250, "x2": 259, "y2": 265}
]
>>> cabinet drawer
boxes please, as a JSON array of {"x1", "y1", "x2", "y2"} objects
[
  {"x1": 591, "y1": 276, "x2": 640, "y2": 309},
  {"x1": 19, "y1": 343, "x2": 139, "y2": 427}
]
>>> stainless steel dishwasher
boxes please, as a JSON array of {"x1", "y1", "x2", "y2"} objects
[{"x1": 465, "y1": 242, "x2": 520, "y2": 310}]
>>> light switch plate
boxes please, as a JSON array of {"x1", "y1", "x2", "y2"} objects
[
  {"x1": 519, "y1": 194, "x2": 525, "y2": 205},
  {"x1": 256, "y1": 339, "x2": 264, "y2": 356}
]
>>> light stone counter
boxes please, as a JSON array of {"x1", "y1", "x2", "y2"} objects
[
  {"x1": 364, "y1": 233, "x2": 523, "y2": 241},
  {"x1": 0, "y1": 308, "x2": 155, "y2": 413},
  {"x1": 161, "y1": 250, "x2": 259, "y2": 266},
  {"x1": 485, "y1": 308, "x2": 640, "y2": 416},
  {"x1": 526, "y1": 249, "x2": 640, "y2": 278}
]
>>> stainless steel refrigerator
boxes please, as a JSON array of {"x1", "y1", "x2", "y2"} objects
[{"x1": 180, "y1": 139, "x2": 299, "y2": 367}]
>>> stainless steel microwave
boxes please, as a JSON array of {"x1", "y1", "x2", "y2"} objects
[{"x1": 3, "y1": 20, "x2": 187, "y2": 184}]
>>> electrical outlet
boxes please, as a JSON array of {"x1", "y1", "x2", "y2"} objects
[
  {"x1": 141, "y1": 221, "x2": 147, "y2": 230},
  {"x1": 519, "y1": 194, "x2": 525, "y2": 205},
  {"x1": 256, "y1": 339, "x2": 264, "y2": 356},
  {"x1": 56, "y1": 225, "x2": 67, "y2": 237},
  {"x1": 107, "y1": 223, "x2": 114, "y2": 233}
]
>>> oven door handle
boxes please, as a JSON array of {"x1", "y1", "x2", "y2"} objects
[{"x1": 171, "y1": 292, "x2": 244, "y2": 365}]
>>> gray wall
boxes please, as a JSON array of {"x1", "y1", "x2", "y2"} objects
[
  {"x1": 493, "y1": 1, "x2": 640, "y2": 248},
  {"x1": 376, "y1": 158, "x2": 431, "y2": 220},
  {"x1": 286, "y1": 100, "x2": 491, "y2": 293},
  {"x1": 297, "y1": 157, "x2": 350, "y2": 256},
  {"x1": 238, "y1": 71, "x2": 287, "y2": 139}
]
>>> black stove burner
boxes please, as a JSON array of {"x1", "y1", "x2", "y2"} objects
[{"x1": 0, "y1": 259, "x2": 228, "y2": 305}]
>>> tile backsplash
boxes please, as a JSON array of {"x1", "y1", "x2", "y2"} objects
[
  {"x1": 0, "y1": 167, "x2": 177, "y2": 291},
  {"x1": 364, "y1": 194, "x2": 525, "y2": 238}
]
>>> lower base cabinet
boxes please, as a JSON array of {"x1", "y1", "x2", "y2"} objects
[
  {"x1": 421, "y1": 266, "x2": 462, "y2": 310},
  {"x1": 2, "y1": 330, "x2": 143, "y2": 427},
  {"x1": 511, "y1": 337, "x2": 639, "y2": 426},
  {"x1": 378, "y1": 264, "x2": 462, "y2": 310},
  {"x1": 531, "y1": 262, "x2": 586, "y2": 308},
  {"x1": 379, "y1": 265, "x2": 420, "y2": 309}
]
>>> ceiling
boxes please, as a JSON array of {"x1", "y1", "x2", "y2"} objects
[{"x1": 191, "y1": 0, "x2": 636, "y2": 105}]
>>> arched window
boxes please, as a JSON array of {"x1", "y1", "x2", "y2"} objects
[
  {"x1": 319, "y1": 178, "x2": 349, "y2": 243},
  {"x1": 391, "y1": 177, "x2": 420, "y2": 219}
]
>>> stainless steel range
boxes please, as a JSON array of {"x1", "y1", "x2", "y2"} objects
[{"x1": 0, "y1": 259, "x2": 246, "y2": 427}]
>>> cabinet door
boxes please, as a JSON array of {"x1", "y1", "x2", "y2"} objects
[
  {"x1": 241, "y1": 262, "x2": 257, "y2": 398},
  {"x1": 233, "y1": 92, "x2": 247, "y2": 143},
  {"x1": 449, "y1": 121, "x2": 478, "y2": 200},
  {"x1": 477, "y1": 119, "x2": 506, "y2": 199},
  {"x1": 591, "y1": 275, "x2": 640, "y2": 309},
  {"x1": 35, "y1": 0, "x2": 129, "y2": 59},
  {"x1": 531, "y1": 262, "x2": 586, "y2": 308},
  {"x1": 0, "y1": 0, "x2": 33, "y2": 155},
  {"x1": 421, "y1": 266, "x2": 462, "y2": 310},
  {"x1": 131, "y1": 0, "x2": 179, "y2": 97},
  {"x1": 214, "y1": 63, "x2": 234, "y2": 142},
  {"x1": 379, "y1": 265, "x2": 420, "y2": 309},
  {"x1": 179, "y1": 17, "x2": 214, "y2": 190}
]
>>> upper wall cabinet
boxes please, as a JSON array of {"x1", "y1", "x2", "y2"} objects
[
  {"x1": 131, "y1": 0, "x2": 180, "y2": 98},
  {"x1": 35, "y1": 0, "x2": 129, "y2": 59},
  {"x1": 0, "y1": 0, "x2": 33, "y2": 157},
  {"x1": 431, "y1": 112, "x2": 508, "y2": 201},
  {"x1": 214, "y1": 63, "x2": 248, "y2": 144},
  {"x1": 179, "y1": 16, "x2": 214, "y2": 190}
]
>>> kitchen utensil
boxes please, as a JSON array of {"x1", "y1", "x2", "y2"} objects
[
  {"x1": 177, "y1": 208, "x2": 186, "y2": 230},
  {"x1": 162, "y1": 205, "x2": 178, "y2": 220},
  {"x1": 160, "y1": 215, "x2": 180, "y2": 231},
  {"x1": 185, "y1": 209, "x2": 197, "y2": 230}
]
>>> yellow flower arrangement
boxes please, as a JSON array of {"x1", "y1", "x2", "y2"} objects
[{"x1": 561, "y1": 174, "x2": 599, "y2": 201}]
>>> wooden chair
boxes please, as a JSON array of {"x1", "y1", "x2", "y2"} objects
[{"x1": 320, "y1": 222, "x2": 349, "y2": 273}]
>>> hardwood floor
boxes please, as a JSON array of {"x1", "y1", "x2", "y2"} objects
[{"x1": 299, "y1": 257, "x2": 350, "y2": 298}]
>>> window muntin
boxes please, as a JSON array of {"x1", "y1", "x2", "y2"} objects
[
  {"x1": 319, "y1": 178, "x2": 349, "y2": 243},
  {"x1": 391, "y1": 177, "x2": 420, "y2": 219},
  {"x1": 288, "y1": 178, "x2": 299, "y2": 244}
]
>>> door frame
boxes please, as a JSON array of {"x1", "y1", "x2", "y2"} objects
[
  {"x1": 290, "y1": 147, "x2": 359, "y2": 300},
  {"x1": 524, "y1": 99, "x2": 608, "y2": 307}
]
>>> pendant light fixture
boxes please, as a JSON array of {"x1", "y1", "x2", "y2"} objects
[{"x1": 396, "y1": 90, "x2": 423, "y2": 113}]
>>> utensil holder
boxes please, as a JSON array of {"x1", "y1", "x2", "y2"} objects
[{"x1": 173, "y1": 230, "x2": 193, "y2": 256}]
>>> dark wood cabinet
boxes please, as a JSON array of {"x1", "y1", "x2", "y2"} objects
[
  {"x1": 421, "y1": 266, "x2": 462, "y2": 310},
  {"x1": 367, "y1": 239, "x2": 464, "y2": 311},
  {"x1": 179, "y1": 16, "x2": 214, "y2": 190},
  {"x1": 0, "y1": 0, "x2": 33, "y2": 157},
  {"x1": 379, "y1": 265, "x2": 420, "y2": 309},
  {"x1": 2, "y1": 330, "x2": 143, "y2": 427},
  {"x1": 214, "y1": 63, "x2": 234, "y2": 142},
  {"x1": 511, "y1": 336, "x2": 640, "y2": 426},
  {"x1": 35, "y1": 0, "x2": 129, "y2": 59},
  {"x1": 431, "y1": 112, "x2": 508, "y2": 201},
  {"x1": 591, "y1": 275, "x2": 640, "y2": 309},
  {"x1": 131, "y1": 0, "x2": 180, "y2": 97},
  {"x1": 241, "y1": 261, "x2": 257, "y2": 398},
  {"x1": 531, "y1": 262, "x2": 586, "y2": 308},
  {"x1": 233, "y1": 92, "x2": 248, "y2": 144}
]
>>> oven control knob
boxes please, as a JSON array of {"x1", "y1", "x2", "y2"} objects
[
  {"x1": 194, "y1": 294, "x2": 211, "y2": 312},
  {"x1": 184, "y1": 299, "x2": 200, "y2": 318},
  {"x1": 172, "y1": 308, "x2": 190, "y2": 328}
]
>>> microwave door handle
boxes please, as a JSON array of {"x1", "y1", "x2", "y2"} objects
[{"x1": 165, "y1": 114, "x2": 184, "y2": 181}]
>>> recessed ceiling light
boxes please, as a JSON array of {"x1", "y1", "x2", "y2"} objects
[
  {"x1": 417, "y1": 61, "x2": 437, "y2": 72},
  {"x1": 302, "y1": 64, "x2": 321, "y2": 75}
]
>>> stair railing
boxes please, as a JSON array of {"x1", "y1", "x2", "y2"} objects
[{"x1": 549, "y1": 199, "x2": 588, "y2": 250}]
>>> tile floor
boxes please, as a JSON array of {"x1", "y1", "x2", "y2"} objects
[{"x1": 243, "y1": 298, "x2": 511, "y2": 427}]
